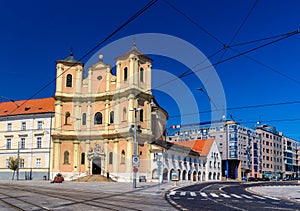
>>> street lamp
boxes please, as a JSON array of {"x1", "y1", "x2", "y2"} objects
[{"x1": 129, "y1": 108, "x2": 142, "y2": 188}]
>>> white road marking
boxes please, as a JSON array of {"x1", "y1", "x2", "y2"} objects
[
  {"x1": 264, "y1": 195, "x2": 280, "y2": 201},
  {"x1": 252, "y1": 195, "x2": 266, "y2": 200},
  {"x1": 200, "y1": 192, "x2": 208, "y2": 197},
  {"x1": 180, "y1": 192, "x2": 186, "y2": 196},
  {"x1": 190, "y1": 192, "x2": 196, "y2": 197},
  {"x1": 241, "y1": 194, "x2": 253, "y2": 199},
  {"x1": 231, "y1": 194, "x2": 242, "y2": 199},
  {"x1": 169, "y1": 191, "x2": 176, "y2": 196},
  {"x1": 210, "y1": 193, "x2": 219, "y2": 198},
  {"x1": 220, "y1": 193, "x2": 231, "y2": 198}
]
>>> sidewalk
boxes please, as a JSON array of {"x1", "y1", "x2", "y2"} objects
[{"x1": 249, "y1": 185, "x2": 300, "y2": 202}]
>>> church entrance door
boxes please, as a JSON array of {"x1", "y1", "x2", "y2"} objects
[{"x1": 92, "y1": 158, "x2": 101, "y2": 174}]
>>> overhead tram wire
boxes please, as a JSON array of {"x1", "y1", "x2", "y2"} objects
[
  {"x1": 216, "y1": 0, "x2": 259, "y2": 64},
  {"x1": 69, "y1": 29, "x2": 300, "y2": 127},
  {"x1": 167, "y1": 99, "x2": 300, "y2": 119},
  {"x1": 178, "y1": 29, "x2": 300, "y2": 79},
  {"x1": 7, "y1": 0, "x2": 159, "y2": 116},
  {"x1": 228, "y1": 47, "x2": 300, "y2": 86},
  {"x1": 162, "y1": 0, "x2": 225, "y2": 46}
]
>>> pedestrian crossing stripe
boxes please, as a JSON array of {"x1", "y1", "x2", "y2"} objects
[
  {"x1": 241, "y1": 194, "x2": 253, "y2": 199},
  {"x1": 200, "y1": 192, "x2": 208, "y2": 197},
  {"x1": 168, "y1": 191, "x2": 277, "y2": 201},
  {"x1": 210, "y1": 193, "x2": 219, "y2": 198},
  {"x1": 230, "y1": 194, "x2": 242, "y2": 198},
  {"x1": 220, "y1": 193, "x2": 231, "y2": 198},
  {"x1": 252, "y1": 195, "x2": 265, "y2": 200},
  {"x1": 169, "y1": 191, "x2": 176, "y2": 196},
  {"x1": 190, "y1": 192, "x2": 197, "y2": 197}
]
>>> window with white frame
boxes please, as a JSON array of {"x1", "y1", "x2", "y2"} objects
[
  {"x1": 36, "y1": 137, "x2": 42, "y2": 149},
  {"x1": 6, "y1": 139, "x2": 11, "y2": 149},
  {"x1": 21, "y1": 122, "x2": 26, "y2": 131},
  {"x1": 37, "y1": 121, "x2": 43, "y2": 130},
  {"x1": 36, "y1": 158, "x2": 41, "y2": 168},
  {"x1": 6, "y1": 159, "x2": 9, "y2": 168},
  {"x1": 7, "y1": 123, "x2": 12, "y2": 131},
  {"x1": 20, "y1": 138, "x2": 26, "y2": 149},
  {"x1": 20, "y1": 159, "x2": 24, "y2": 168}
]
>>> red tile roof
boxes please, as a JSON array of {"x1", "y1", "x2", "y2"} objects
[
  {"x1": 0, "y1": 98, "x2": 55, "y2": 117},
  {"x1": 173, "y1": 139, "x2": 214, "y2": 157}
]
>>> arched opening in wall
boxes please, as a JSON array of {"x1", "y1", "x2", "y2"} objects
[
  {"x1": 198, "y1": 171, "x2": 201, "y2": 181},
  {"x1": 202, "y1": 172, "x2": 206, "y2": 181},
  {"x1": 182, "y1": 170, "x2": 187, "y2": 181},
  {"x1": 193, "y1": 171, "x2": 197, "y2": 181},
  {"x1": 177, "y1": 169, "x2": 181, "y2": 181},
  {"x1": 208, "y1": 172, "x2": 212, "y2": 180},
  {"x1": 82, "y1": 113, "x2": 86, "y2": 125},
  {"x1": 163, "y1": 168, "x2": 168, "y2": 181},
  {"x1": 217, "y1": 173, "x2": 220, "y2": 180},
  {"x1": 152, "y1": 169, "x2": 158, "y2": 179},
  {"x1": 169, "y1": 169, "x2": 174, "y2": 181},
  {"x1": 188, "y1": 170, "x2": 192, "y2": 181},
  {"x1": 213, "y1": 172, "x2": 216, "y2": 180},
  {"x1": 92, "y1": 158, "x2": 101, "y2": 174}
]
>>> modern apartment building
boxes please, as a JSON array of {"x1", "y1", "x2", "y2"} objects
[
  {"x1": 282, "y1": 136, "x2": 299, "y2": 178},
  {"x1": 256, "y1": 125, "x2": 284, "y2": 179},
  {"x1": 0, "y1": 98, "x2": 54, "y2": 180}
]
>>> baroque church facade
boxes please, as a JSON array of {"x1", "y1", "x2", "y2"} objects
[{"x1": 51, "y1": 46, "x2": 168, "y2": 181}]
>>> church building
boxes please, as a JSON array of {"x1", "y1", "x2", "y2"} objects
[{"x1": 51, "y1": 46, "x2": 168, "y2": 181}]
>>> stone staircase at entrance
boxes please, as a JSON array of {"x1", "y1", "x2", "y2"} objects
[{"x1": 72, "y1": 175, "x2": 115, "y2": 182}]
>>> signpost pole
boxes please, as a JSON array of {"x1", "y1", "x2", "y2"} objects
[{"x1": 133, "y1": 108, "x2": 138, "y2": 189}]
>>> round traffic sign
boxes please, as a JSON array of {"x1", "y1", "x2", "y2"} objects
[{"x1": 133, "y1": 167, "x2": 138, "y2": 173}]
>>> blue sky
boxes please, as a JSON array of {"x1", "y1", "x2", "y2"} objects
[{"x1": 1, "y1": 0, "x2": 300, "y2": 140}]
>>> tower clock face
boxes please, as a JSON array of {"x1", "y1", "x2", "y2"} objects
[{"x1": 97, "y1": 76, "x2": 102, "y2": 80}]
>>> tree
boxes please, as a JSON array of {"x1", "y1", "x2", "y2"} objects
[{"x1": 8, "y1": 157, "x2": 19, "y2": 180}]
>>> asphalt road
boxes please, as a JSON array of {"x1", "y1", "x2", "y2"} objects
[{"x1": 166, "y1": 181, "x2": 300, "y2": 211}]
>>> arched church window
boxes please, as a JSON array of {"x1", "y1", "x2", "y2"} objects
[
  {"x1": 139, "y1": 109, "x2": 144, "y2": 122},
  {"x1": 122, "y1": 108, "x2": 127, "y2": 121},
  {"x1": 109, "y1": 152, "x2": 113, "y2": 164},
  {"x1": 140, "y1": 67, "x2": 144, "y2": 82},
  {"x1": 82, "y1": 113, "x2": 86, "y2": 125},
  {"x1": 64, "y1": 151, "x2": 69, "y2": 164},
  {"x1": 81, "y1": 152, "x2": 85, "y2": 165},
  {"x1": 124, "y1": 67, "x2": 128, "y2": 81},
  {"x1": 66, "y1": 74, "x2": 72, "y2": 87},
  {"x1": 121, "y1": 150, "x2": 125, "y2": 164},
  {"x1": 110, "y1": 111, "x2": 114, "y2": 124},
  {"x1": 65, "y1": 112, "x2": 71, "y2": 125},
  {"x1": 94, "y1": 112, "x2": 103, "y2": 125}
]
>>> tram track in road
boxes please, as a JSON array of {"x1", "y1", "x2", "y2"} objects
[
  {"x1": 0, "y1": 183, "x2": 173, "y2": 211},
  {"x1": 0, "y1": 191, "x2": 51, "y2": 211}
]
